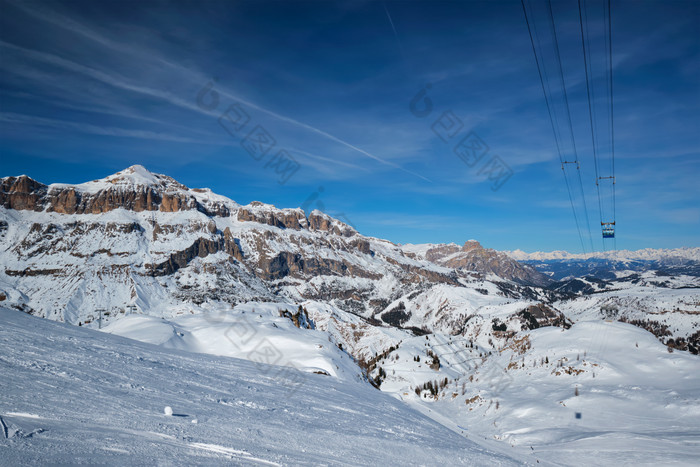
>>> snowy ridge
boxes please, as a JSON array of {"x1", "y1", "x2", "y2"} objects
[
  {"x1": 506, "y1": 247, "x2": 700, "y2": 262},
  {"x1": 1, "y1": 165, "x2": 545, "y2": 328},
  {"x1": 102, "y1": 302, "x2": 366, "y2": 381},
  {"x1": 47, "y1": 165, "x2": 185, "y2": 194}
]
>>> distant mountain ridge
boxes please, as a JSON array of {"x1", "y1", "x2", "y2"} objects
[
  {"x1": 402, "y1": 240, "x2": 551, "y2": 286},
  {"x1": 506, "y1": 247, "x2": 700, "y2": 263},
  {"x1": 505, "y1": 247, "x2": 700, "y2": 281}
]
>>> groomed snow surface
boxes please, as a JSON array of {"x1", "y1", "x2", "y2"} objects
[
  {"x1": 3, "y1": 306, "x2": 699, "y2": 466},
  {"x1": 0, "y1": 308, "x2": 517, "y2": 466}
]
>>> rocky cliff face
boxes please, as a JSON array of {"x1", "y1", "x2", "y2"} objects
[
  {"x1": 0, "y1": 166, "x2": 232, "y2": 217},
  {"x1": 0, "y1": 165, "x2": 551, "y2": 332},
  {"x1": 0, "y1": 175, "x2": 47, "y2": 211},
  {"x1": 407, "y1": 241, "x2": 551, "y2": 287}
]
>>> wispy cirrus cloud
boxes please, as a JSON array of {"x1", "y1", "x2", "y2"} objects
[
  {"x1": 1, "y1": 1, "x2": 429, "y2": 182},
  {"x1": 1, "y1": 0, "x2": 697, "y2": 251},
  {"x1": 0, "y1": 112, "x2": 222, "y2": 144}
]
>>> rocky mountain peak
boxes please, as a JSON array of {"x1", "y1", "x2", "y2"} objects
[
  {"x1": 96, "y1": 164, "x2": 185, "y2": 191},
  {"x1": 1, "y1": 166, "x2": 363, "y2": 236},
  {"x1": 0, "y1": 166, "x2": 237, "y2": 216},
  {"x1": 403, "y1": 240, "x2": 551, "y2": 287},
  {"x1": 0, "y1": 174, "x2": 48, "y2": 211},
  {"x1": 237, "y1": 202, "x2": 308, "y2": 230},
  {"x1": 462, "y1": 240, "x2": 483, "y2": 251},
  {"x1": 308, "y1": 209, "x2": 356, "y2": 236}
]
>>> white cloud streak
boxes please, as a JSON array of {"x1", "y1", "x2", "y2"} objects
[{"x1": 3, "y1": 2, "x2": 431, "y2": 182}]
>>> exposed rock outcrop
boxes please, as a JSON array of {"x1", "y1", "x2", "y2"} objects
[
  {"x1": 421, "y1": 241, "x2": 551, "y2": 287},
  {"x1": 0, "y1": 175, "x2": 47, "y2": 211},
  {"x1": 237, "y1": 203, "x2": 307, "y2": 230},
  {"x1": 0, "y1": 166, "x2": 233, "y2": 217}
]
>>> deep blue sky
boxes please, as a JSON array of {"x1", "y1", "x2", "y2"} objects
[{"x1": 1, "y1": 0, "x2": 698, "y2": 252}]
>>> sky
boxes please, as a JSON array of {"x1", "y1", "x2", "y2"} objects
[{"x1": 0, "y1": 0, "x2": 698, "y2": 253}]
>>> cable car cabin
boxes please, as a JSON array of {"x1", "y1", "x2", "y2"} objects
[{"x1": 602, "y1": 221, "x2": 615, "y2": 238}]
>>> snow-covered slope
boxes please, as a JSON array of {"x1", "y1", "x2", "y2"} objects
[
  {"x1": 375, "y1": 320, "x2": 700, "y2": 466},
  {"x1": 551, "y1": 271, "x2": 700, "y2": 353},
  {"x1": 0, "y1": 308, "x2": 519, "y2": 465},
  {"x1": 97, "y1": 294, "x2": 700, "y2": 464},
  {"x1": 102, "y1": 301, "x2": 365, "y2": 381}
]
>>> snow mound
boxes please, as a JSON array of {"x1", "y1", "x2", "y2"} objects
[{"x1": 103, "y1": 302, "x2": 365, "y2": 381}]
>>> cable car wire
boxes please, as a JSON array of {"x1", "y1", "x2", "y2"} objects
[
  {"x1": 546, "y1": 0, "x2": 596, "y2": 253},
  {"x1": 607, "y1": 0, "x2": 617, "y2": 251},
  {"x1": 522, "y1": 0, "x2": 599, "y2": 253},
  {"x1": 578, "y1": 0, "x2": 606, "y2": 251},
  {"x1": 521, "y1": 0, "x2": 588, "y2": 253}
]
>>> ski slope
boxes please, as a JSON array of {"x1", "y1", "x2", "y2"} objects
[
  {"x1": 383, "y1": 321, "x2": 700, "y2": 466},
  {"x1": 0, "y1": 308, "x2": 518, "y2": 466},
  {"x1": 98, "y1": 301, "x2": 700, "y2": 465}
]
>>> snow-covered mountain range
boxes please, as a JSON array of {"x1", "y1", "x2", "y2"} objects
[
  {"x1": 2, "y1": 165, "x2": 697, "y2": 357},
  {"x1": 0, "y1": 165, "x2": 553, "y2": 329},
  {"x1": 507, "y1": 247, "x2": 700, "y2": 263},
  {"x1": 2, "y1": 165, "x2": 699, "y2": 465}
]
